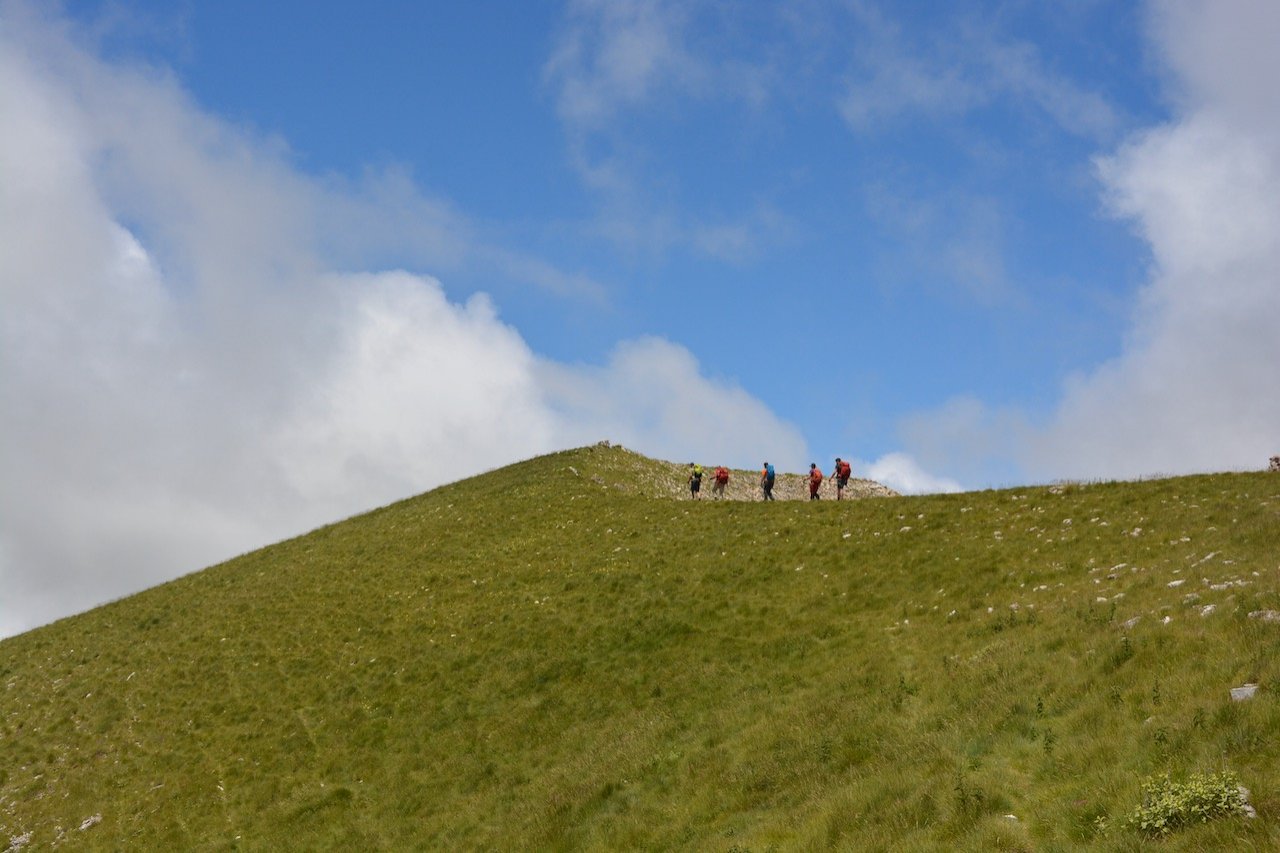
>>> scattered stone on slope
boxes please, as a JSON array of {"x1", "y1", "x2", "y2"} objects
[
  {"x1": 1240, "y1": 786, "x2": 1259, "y2": 819},
  {"x1": 1230, "y1": 684, "x2": 1259, "y2": 702}
]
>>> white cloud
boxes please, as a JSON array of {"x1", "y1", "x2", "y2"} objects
[
  {"x1": 838, "y1": 4, "x2": 1117, "y2": 140},
  {"x1": 538, "y1": 338, "x2": 809, "y2": 471},
  {"x1": 268, "y1": 274, "x2": 560, "y2": 513},
  {"x1": 981, "y1": 37, "x2": 1118, "y2": 141},
  {"x1": 862, "y1": 183, "x2": 1016, "y2": 305},
  {"x1": 896, "y1": 397, "x2": 1031, "y2": 488},
  {"x1": 862, "y1": 453, "x2": 964, "y2": 495},
  {"x1": 544, "y1": 0, "x2": 703, "y2": 128},
  {"x1": 690, "y1": 205, "x2": 795, "y2": 265},
  {"x1": 891, "y1": 0, "x2": 1280, "y2": 485},
  {"x1": 839, "y1": 64, "x2": 973, "y2": 132},
  {"x1": 0, "y1": 4, "x2": 804, "y2": 638},
  {"x1": 1150, "y1": 0, "x2": 1280, "y2": 138},
  {"x1": 1021, "y1": 0, "x2": 1280, "y2": 480},
  {"x1": 1031, "y1": 124, "x2": 1280, "y2": 478},
  {"x1": 542, "y1": 0, "x2": 794, "y2": 264}
]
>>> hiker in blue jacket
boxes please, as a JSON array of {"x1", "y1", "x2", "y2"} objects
[{"x1": 760, "y1": 461, "x2": 776, "y2": 501}]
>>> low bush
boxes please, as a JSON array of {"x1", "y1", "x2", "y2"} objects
[{"x1": 1120, "y1": 771, "x2": 1247, "y2": 837}]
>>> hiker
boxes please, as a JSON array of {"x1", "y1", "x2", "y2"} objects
[
  {"x1": 712, "y1": 465, "x2": 730, "y2": 499},
  {"x1": 688, "y1": 463, "x2": 704, "y2": 499},
  {"x1": 760, "y1": 461, "x2": 776, "y2": 501},
  {"x1": 808, "y1": 463, "x2": 823, "y2": 500},
  {"x1": 831, "y1": 457, "x2": 852, "y2": 500}
]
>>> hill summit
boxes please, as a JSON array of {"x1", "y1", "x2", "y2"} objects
[
  {"x1": 561, "y1": 440, "x2": 898, "y2": 501},
  {"x1": 2, "y1": 445, "x2": 1278, "y2": 850}
]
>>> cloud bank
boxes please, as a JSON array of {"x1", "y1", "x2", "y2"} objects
[
  {"x1": 863, "y1": 453, "x2": 963, "y2": 496},
  {"x1": 901, "y1": 0, "x2": 1280, "y2": 484},
  {"x1": 1030, "y1": 0, "x2": 1280, "y2": 480},
  {"x1": 0, "y1": 6, "x2": 807, "y2": 638}
]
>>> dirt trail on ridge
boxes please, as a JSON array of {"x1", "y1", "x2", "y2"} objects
[
  {"x1": 683, "y1": 464, "x2": 899, "y2": 502},
  {"x1": 574, "y1": 443, "x2": 899, "y2": 501}
]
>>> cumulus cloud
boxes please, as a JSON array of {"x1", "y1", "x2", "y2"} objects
[
  {"x1": 0, "y1": 5, "x2": 805, "y2": 638},
  {"x1": 1023, "y1": 0, "x2": 1280, "y2": 480},
  {"x1": 896, "y1": 0, "x2": 1280, "y2": 485},
  {"x1": 538, "y1": 338, "x2": 808, "y2": 470},
  {"x1": 862, "y1": 453, "x2": 964, "y2": 496},
  {"x1": 267, "y1": 276, "x2": 560, "y2": 512},
  {"x1": 1149, "y1": 0, "x2": 1280, "y2": 137}
]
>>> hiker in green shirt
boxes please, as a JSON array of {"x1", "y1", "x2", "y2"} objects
[{"x1": 688, "y1": 463, "x2": 704, "y2": 499}]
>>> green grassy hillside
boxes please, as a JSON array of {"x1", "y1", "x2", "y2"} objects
[{"x1": 3, "y1": 444, "x2": 1280, "y2": 850}]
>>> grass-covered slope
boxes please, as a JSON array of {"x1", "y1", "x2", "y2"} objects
[{"x1": 3, "y1": 444, "x2": 1280, "y2": 850}]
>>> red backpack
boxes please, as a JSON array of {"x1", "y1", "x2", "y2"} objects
[
  {"x1": 838, "y1": 460, "x2": 852, "y2": 478},
  {"x1": 714, "y1": 467, "x2": 729, "y2": 484}
]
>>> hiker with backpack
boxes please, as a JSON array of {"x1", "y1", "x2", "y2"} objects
[
  {"x1": 808, "y1": 463, "x2": 823, "y2": 500},
  {"x1": 831, "y1": 457, "x2": 852, "y2": 500},
  {"x1": 688, "y1": 463, "x2": 704, "y2": 499},
  {"x1": 712, "y1": 465, "x2": 730, "y2": 499},
  {"x1": 760, "y1": 462, "x2": 776, "y2": 501}
]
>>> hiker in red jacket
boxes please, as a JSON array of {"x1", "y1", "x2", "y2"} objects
[
  {"x1": 808, "y1": 463, "x2": 823, "y2": 500},
  {"x1": 831, "y1": 457, "x2": 852, "y2": 500},
  {"x1": 712, "y1": 465, "x2": 730, "y2": 499}
]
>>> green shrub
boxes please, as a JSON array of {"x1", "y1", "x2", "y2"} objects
[{"x1": 1121, "y1": 771, "x2": 1247, "y2": 836}]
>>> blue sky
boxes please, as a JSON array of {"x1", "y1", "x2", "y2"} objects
[
  {"x1": 5, "y1": 0, "x2": 1280, "y2": 636},
  {"x1": 76, "y1": 0, "x2": 1157, "y2": 454}
]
